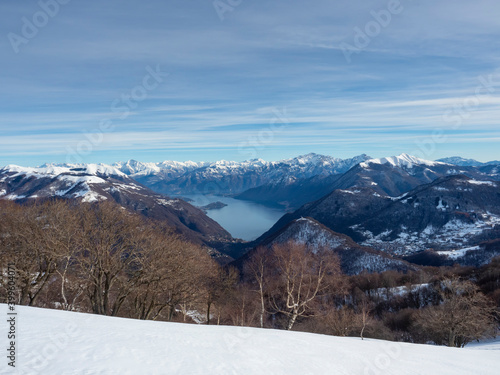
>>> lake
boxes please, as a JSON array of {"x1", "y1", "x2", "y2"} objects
[{"x1": 180, "y1": 195, "x2": 287, "y2": 241}]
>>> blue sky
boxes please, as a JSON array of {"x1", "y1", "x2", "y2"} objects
[{"x1": 1, "y1": 0, "x2": 500, "y2": 166}]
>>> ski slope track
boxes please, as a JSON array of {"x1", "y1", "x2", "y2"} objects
[{"x1": 1, "y1": 305, "x2": 499, "y2": 375}]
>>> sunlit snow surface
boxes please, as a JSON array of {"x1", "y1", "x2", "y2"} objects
[
  {"x1": 360, "y1": 153, "x2": 445, "y2": 169},
  {"x1": 2, "y1": 304, "x2": 499, "y2": 375}
]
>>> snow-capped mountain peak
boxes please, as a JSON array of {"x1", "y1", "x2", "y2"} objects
[
  {"x1": 0, "y1": 163, "x2": 132, "y2": 203},
  {"x1": 360, "y1": 153, "x2": 445, "y2": 169},
  {"x1": 108, "y1": 154, "x2": 373, "y2": 196}
]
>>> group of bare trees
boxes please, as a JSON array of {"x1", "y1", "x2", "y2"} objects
[
  {"x1": 0, "y1": 200, "x2": 345, "y2": 330},
  {"x1": 0, "y1": 200, "x2": 216, "y2": 320},
  {"x1": 242, "y1": 245, "x2": 498, "y2": 344},
  {"x1": 0, "y1": 199, "x2": 498, "y2": 347},
  {"x1": 413, "y1": 278, "x2": 497, "y2": 347}
]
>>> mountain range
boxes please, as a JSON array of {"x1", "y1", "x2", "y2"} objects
[
  {"x1": 112, "y1": 153, "x2": 371, "y2": 198},
  {"x1": 2, "y1": 153, "x2": 500, "y2": 271}
]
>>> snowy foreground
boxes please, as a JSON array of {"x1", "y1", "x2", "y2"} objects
[{"x1": 2, "y1": 305, "x2": 499, "y2": 375}]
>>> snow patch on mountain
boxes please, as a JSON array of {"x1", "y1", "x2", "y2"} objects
[
  {"x1": 81, "y1": 191, "x2": 108, "y2": 203},
  {"x1": 437, "y1": 246, "x2": 481, "y2": 260},
  {"x1": 4, "y1": 194, "x2": 27, "y2": 200},
  {"x1": 467, "y1": 180, "x2": 497, "y2": 187}
]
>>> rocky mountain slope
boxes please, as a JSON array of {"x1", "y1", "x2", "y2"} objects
[
  {"x1": 235, "y1": 173, "x2": 343, "y2": 210},
  {"x1": 257, "y1": 217, "x2": 414, "y2": 275},
  {"x1": 259, "y1": 175, "x2": 500, "y2": 257},
  {"x1": 329, "y1": 153, "x2": 500, "y2": 198}
]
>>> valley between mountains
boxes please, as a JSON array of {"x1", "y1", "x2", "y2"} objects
[{"x1": 1, "y1": 152, "x2": 500, "y2": 273}]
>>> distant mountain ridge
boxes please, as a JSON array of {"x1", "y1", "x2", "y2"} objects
[
  {"x1": 437, "y1": 156, "x2": 500, "y2": 167},
  {"x1": 3, "y1": 153, "x2": 499, "y2": 211},
  {"x1": 238, "y1": 153, "x2": 500, "y2": 209},
  {"x1": 111, "y1": 153, "x2": 372, "y2": 197}
]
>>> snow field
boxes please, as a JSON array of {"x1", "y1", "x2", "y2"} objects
[{"x1": 1, "y1": 304, "x2": 499, "y2": 375}]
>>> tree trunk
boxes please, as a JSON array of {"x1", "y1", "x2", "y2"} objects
[
  {"x1": 168, "y1": 305, "x2": 175, "y2": 321},
  {"x1": 287, "y1": 310, "x2": 298, "y2": 330},
  {"x1": 206, "y1": 302, "x2": 211, "y2": 325},
  {"x1": 259, "y1": 288, "x2": 265, "y2": 328},
  {"x1": 448, "y1": 328, "x2": 456, "y2": 347}
]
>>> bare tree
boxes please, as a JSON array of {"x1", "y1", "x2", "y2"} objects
[
  {"x1": 324, "y1": 306, "x2": 359, "y2": 337},
  {"x1": 75, "y1": 202, "x2": 148, "y2": 316},
  {"x1": 358, "y1": 294, "x2": 373, "y2": 340},
  {"x1": 0, "y1": 200, "x2": 81, "y2": 306},
  {"x1": 204, "y1": 265, "x2": 239, "y2": 325},
  {"x1": 130, "y1": 227, "x2": 213, "y2": 321},
  {"x1": 41, "y1": 201, "x2": 83, "y2": 310},
  {"x1": 414, "y1": 277, "x2": 497, "y2": 347},
  {"x1": 243, "y1": 246, "x2": 270, "y2": 328},
  {"x1": 268, "y1": 242, "x2": 341, "y2": 330}
]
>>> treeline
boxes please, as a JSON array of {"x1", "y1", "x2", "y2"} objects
[{"x1": 0, "y1": 200, "x2": 498, "y2": 348}]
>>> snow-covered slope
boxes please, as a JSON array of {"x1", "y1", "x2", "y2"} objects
[
  {"x1": 361, "y1": 153, "x2": 446, "y2": 169},
  {"x1": 4, "y1": 305, "x2": 499, "y2": 375},
  {"x1": 0, "y1": 163, "x2": 126, "y2": 202}
]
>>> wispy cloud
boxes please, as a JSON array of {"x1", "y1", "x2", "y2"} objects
[{"x1": 0, "y1": 0, "x2": 499, "y2": 165}]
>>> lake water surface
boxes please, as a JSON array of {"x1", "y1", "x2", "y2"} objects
[{"x1": 180, "y1": 195, "x2": 287, "y2": 241}]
